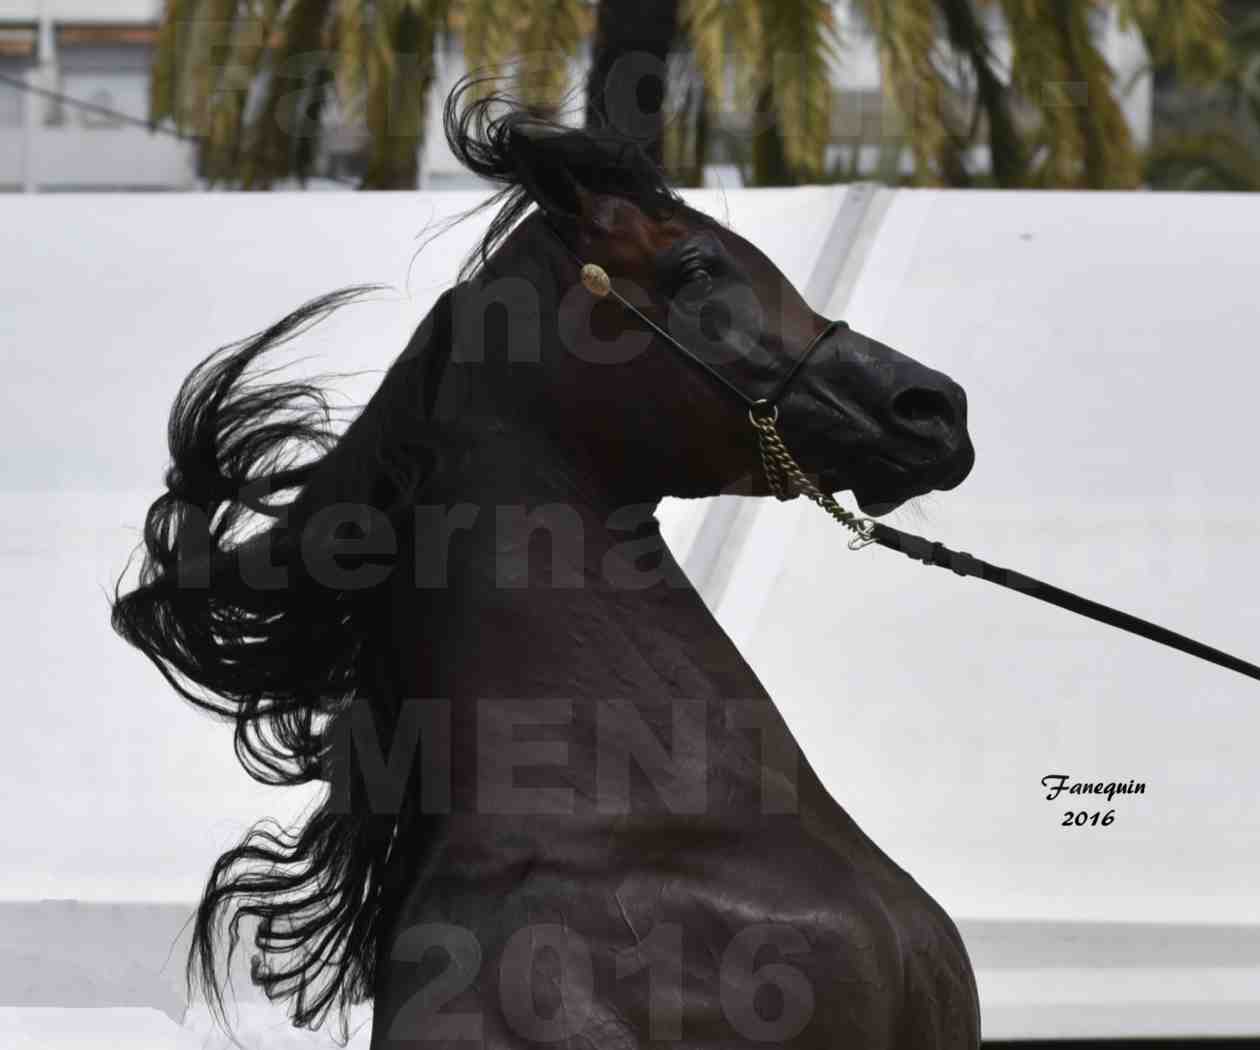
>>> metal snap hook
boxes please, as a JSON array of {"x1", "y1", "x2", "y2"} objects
[{"x1": 847, "y1": 520, "x2": 877, "y2": 550}]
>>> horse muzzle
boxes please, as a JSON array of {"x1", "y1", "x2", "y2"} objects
[{"x1": 785, "y1": 324, "x2": 975, "y2": 513}]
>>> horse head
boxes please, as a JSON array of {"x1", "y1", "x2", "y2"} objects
[{"x1": 438, "y1": 80, "x2": 975, "y2": 516}]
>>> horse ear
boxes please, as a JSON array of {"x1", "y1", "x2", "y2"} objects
[
  {"x1": 507, "y1": 121, "x2": 582, "y2": 218},
  {"x1": 506, "y1": 121, "x2": 621, "y2": 236}
]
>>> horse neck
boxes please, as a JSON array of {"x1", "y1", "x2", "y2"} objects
[
  {"x1": 383, "y1": 405, "x2": 831, "y2": 847},
  {"x1": 371, "y1": 401, "x2": 820, "y2": 827},
  {"x1": 405, "y1": 411, "x2": 769, "y2": 705}
]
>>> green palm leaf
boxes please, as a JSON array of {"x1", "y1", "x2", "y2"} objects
[
  {"x1": 187, "y1": 0, "x2": 241, "y2": 131},
  {"x1": 682, "y1": 0, "x2": 765, "y2": 115},
  {"x1": 759, "y1": 0, "x2": 837, "y2": 178},
  {"x1": 335, "y1": 0, "x2": 370, "y2": 124},
  {"x1": 459, "y1": 0, "x2": 517, "y2": 94},
  {"x1": 513, "y1": 0, "x2": 585, "y2": 113},
  {"x1": 1144, "y1": 127, "x2": 1260, "y2": 190},
  {"x1": 998, "y1": 0, "x2": 1084, "y2": 185},
  {"x1": 240, "y1": 0, "x2": 333, "y2": 188},
  {"x1": 1050, "y1": 1, "x2": 1140, "y2": 187},
  {"x1": 1116, "y1": 0, "x2": 1228, "y2": 85},
  {"x1": 360, "y1": 0, "x2": 449, "y2": 188},
  {"x1": 149, "y1": 0, "x2": 1247, "y2": 193},
  {"x1": 149, "y1": 0, "x2": 193, "y2": 126},
  {"x1": 857, "y1": 0, "x2": 951, "y2": 185}
]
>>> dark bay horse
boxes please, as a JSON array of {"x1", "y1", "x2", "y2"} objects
[{"x1": 112, "y1": 79, "x2": 977, "y2": 1048}]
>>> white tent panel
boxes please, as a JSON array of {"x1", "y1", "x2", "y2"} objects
[
  {"x1": 0, "y1": 187, "x2": 847, "y2": 1047},
  {"x1": 698, "y1": 188, "x2": 1260, "y2": 1037},
  {"x1": 3, "y1": 185, "x2": 1258, "y2": 1043},
  {"x1": 0, "y1": 185, "x2": 845, "y2": 902}
]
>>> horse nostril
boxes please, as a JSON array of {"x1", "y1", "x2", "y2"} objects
[{"x1": 890, "y1": 386, "x2": 956, "y2": 430}]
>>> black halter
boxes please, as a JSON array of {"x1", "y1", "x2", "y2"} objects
[
  {"x1": 544, "y1": 213, "x2": 838, "y2": 411},
  {"x1": 546, "y1": 215, "x2": 1260, "y2": 684}
]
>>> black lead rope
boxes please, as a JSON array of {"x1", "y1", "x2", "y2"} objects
[
  {"x1": 562, "y1": 227, "x2": 1260, "y2": 685},
  {"x1": 867, "y1": 522, "x2": 1260, "y2": 683}
]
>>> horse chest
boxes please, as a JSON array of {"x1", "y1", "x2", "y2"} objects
[{"x1": 375, "y1": 816, "x2": 979, "y2": 1049}]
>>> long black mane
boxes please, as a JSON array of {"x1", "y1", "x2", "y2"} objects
[{"x1": 110, "y1": 75, "x2": 681, "y2": 1038}]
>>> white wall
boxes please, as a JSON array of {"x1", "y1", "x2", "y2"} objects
[
  {"x1": 0, "y1": 185, "x2": 841, "y2": 900},
  {"x1": 721, "y1": 187, "x2": 1260, "y2": 928},
  {"x1": 0, "y1": 186, "x2": 839, "y2": 1047},
  {"x1": 0, "y1": 0, "x2": 159, "y2": 22},
  {"x1": 707, "y1": 186, "x2": 1260, "y2": 1036},
  {"x1": 7, "y1": 123, "x2": 195, "y2": 188},
  {"x1": 4, "y1": 186, "x2": 1258, "y2": 1042}
]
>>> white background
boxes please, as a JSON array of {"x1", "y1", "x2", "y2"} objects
[{"x1": 2, "y1": 185, "x2": 1258, "y2": 1042}]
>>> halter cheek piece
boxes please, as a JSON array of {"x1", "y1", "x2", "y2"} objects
[
  {"x1": 581, "y1": 263, "x2": 838, "y2": 414},
  {"x1": 560, "y1": 227, "x2": 1260, "y2": 683}
]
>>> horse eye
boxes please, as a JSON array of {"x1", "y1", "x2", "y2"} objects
[
  {"x1": 659, "y1": 239, "x2": 723, "y2": 297},
  {"x1": 680, "y1": 259, "x2": 713, "y2": 289}
]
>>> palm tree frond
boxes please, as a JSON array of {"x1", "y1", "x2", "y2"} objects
[
  {"x1": 1143, "y1": 127, "x2": 1260, "y2": 190},
  {"x1": 513, "y1": 0, "x2": 585, "y2": 113},
  {"x1": 240, "y1": 0, "x2": 334, "y2": 188},
  {"x1": 1055, "y1": 1, "x2": 1140, "y2": 187},
  {"x1": 150, "y1": 0, "x2": 196, "y2": 127},
  {"x1": 761, "y1": 0, "x2": 837, "y2": 178},
  {"x1": 680, "y1": 0, "x2": 727, "y2": 108},
  {"x1": 459, "y1": 0, "x2": 517, "y2": 94},
  {"x1": 857, "y1": 0, "x2": 951, "y2": 185},
  {"x1": 998, "y1": 0, "x2": 1084, "y2": 185},
  {"x1": 1116, "y1": 0, "x2": 1228, "y2": 85},
  {"x1": 335, "y1": 0, "x2": 370, "y2": 124},
  {"x1": 186, "y1": 0, "x2": 241, "y2": 131},
  {"x1": 361, "y1": 0, "x2": 446, "y2": 187},
  {"x1": 936, "y1": 0, "x2": 1027, "y2": 185}
]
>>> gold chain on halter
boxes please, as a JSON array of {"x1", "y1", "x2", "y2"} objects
[{"x1": 748, "y1": 401, "x2": 877, "y2": 551}]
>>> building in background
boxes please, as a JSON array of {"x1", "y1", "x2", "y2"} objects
[
  {"x1": 0, "y1": 0, "x2": 1153, "y2": 193},
  {"x1": 0, "y1": 0, "x2": 195, "y2": 190}
]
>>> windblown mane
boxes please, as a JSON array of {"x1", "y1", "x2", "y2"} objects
[
  {"x1": 442, "y1": 77, "x2": 683, "y2": 280},
  {"x1": 110, "y1": 74, "x2": 681, "y2": 1038}
]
